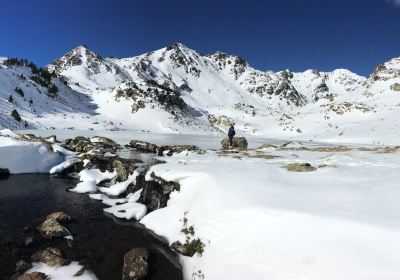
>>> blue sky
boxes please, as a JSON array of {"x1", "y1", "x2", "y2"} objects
[{"x1": 0, "y1": 0, "x2": 399, "y2": 75}]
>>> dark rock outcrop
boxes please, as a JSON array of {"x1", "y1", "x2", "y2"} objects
[
  {"x1": 122, "y1": 248, "x2": 149, "y2": 280},
  {"x1": 0, "y1": 168, "x2": 11, "y2": 179},
  {"x1": 134, "y1": 173, "x2": 180, "y2": 212}
]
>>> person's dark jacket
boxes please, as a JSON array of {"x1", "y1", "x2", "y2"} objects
[{"x1": 228, "y1": 126, "x2": 235, "y2": 138}]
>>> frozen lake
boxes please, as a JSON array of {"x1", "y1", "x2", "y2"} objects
[{"x1": 15, "y1": 129, "x2": 380, "y2": 149}]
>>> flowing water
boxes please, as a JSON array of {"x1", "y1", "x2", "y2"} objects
[{"x1": 0, "y1": 174, "x2": 182, "y2": 280}]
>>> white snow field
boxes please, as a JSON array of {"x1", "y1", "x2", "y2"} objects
[{"x1": 140, "y1": 147, "x2": 400, "y2": 280}]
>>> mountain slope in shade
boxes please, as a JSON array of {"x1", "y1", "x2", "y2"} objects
[{"x1": 1, "y1": 44, "x2": 400, "y2": 144}]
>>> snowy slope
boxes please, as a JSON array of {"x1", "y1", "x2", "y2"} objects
[
  {"x1": 0, "y1": 57, "x2": 99, "y2": 129},
  {"x1": 1, "y1": 44, "x2": 400, "y2": 143}
]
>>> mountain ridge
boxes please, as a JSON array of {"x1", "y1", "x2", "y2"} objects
[{"x1": 1, "y1": 43, "x2": 400, "y2": 144}]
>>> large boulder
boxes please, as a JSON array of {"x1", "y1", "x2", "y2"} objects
[
  {"x1": 130, "y1": 140, "x2": 158, "y2": 154},
  {"x1": 17, "y1": 272, "x2": 48, "y2": 280},
  {"x1": 221, "y1": 137, "x2": 248, "y2": 150},
  {"x1": 0, "y1": 168, "x2": 10, "y2": 180},
  {"x1": 31, "y1": 247, "x2": 70, "y2": 268},
  {"x1": 122, "y1": 248, "x2": 149, "y2": 280}
]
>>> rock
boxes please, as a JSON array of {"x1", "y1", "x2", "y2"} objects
[
  {"x1": 135, "y1": 172, "x2": 180, "y2": 212},
  {"x1": 162, "y1": 145, "x2": 203, "y2": 155},
  {"x1": 89, "y1": 156, "x2": 138, "y2": 181},
  {"x1": 156, "y1": 146, "x2": 165, "y2": 156},
  {"x1": 15, "y1": 260, "x2": 31, "y2": 272},
  {"x1": 37, "y1": 219, "x2": 64, "y2": 239},
  {"x1": 221, "y1": 137, "x2": 248, "y2": 150},
  {"x1": 17, "y1": 272, "x2": 48, "y2": 280},
  {"x1": 24, "y1": 236, "x2": 34, "y2": 247},
  {"x1": 46, "y1": 211, "x2": 71, "y2": 223},
  {"x1": 64, "y1": 137, "x2": 93, "y2": 153},
  {"x1": 130, "y1": 140, "x2": 158, "y2": 154},
  {"x1": 391, "y1": 83, "x2": 400, "y2": 91},
  {"x1": 31, "y1": 247, "x2": 70, "y2": 268},
  {"x1": 258, "y1": 143, "x2": 278, "y2": 149},
  {"x1": 0, "y1": 168, "x2": 10, "y2": 180},
  {"x1": 91, "y1": 136, "x2": 118, "y2": 147},
  {"x1": 122, "y1": 248, "x2": 149, "y2": 280},
  {"x1": 284, "y1": 163, "x2": 317, "y2": 172}
]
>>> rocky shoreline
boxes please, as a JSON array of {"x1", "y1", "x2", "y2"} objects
[{"x1": 0, "y1": 133, "x2": 195, "y2": 280}]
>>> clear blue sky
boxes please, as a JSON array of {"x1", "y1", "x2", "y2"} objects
[{"x1": 1, "y1": 0, "x2": 399, "y2": 76}]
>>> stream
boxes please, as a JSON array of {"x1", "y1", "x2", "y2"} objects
[{"x1": 0, "y1": 173, "x2": 182, "y2": 280}]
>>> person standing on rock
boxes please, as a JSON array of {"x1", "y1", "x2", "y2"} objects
[{"x1": 228, "y1": 124, "x2": 235, "y2": 149}]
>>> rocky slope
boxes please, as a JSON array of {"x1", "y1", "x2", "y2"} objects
[{"x1": 1, "y1": 44, "x2": 400, "y2": 143}]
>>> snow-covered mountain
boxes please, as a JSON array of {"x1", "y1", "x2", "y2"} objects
[{"x1": 1, "y1": 44, "x2": 400, "y2": 143}]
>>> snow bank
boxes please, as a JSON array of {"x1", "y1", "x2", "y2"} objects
[
  {"x1": 70, "y1": 169, "x2": 117, "y2": 194},
  {"x1": 140, "y1": 149, "x2": 400, "y2": 280},
  {"x1": 0, "y1": 130, "x2": 64, "y2": 173},
  {"x1": 104, "y1": 201, "x2": 147, "y2": 220},
  {"x1": 98, "y1": 172, "x2": 138, "y2": 196}
]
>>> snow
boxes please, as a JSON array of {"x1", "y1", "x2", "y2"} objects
[
  {"x1": 1, "y1": 44, "x2": 398, "y2": 145},
  {"x1": 139, "y1": 147, "x2": 400, "y2": 280},
  {"x1": 69, "y1": 169, "x2": 117, "y2": 193},
  {"x1": 27, "y1": 261, "x2": 98, "y2": 280},
  {"x1": 89, "y1": 193, "x2": 128, "y2": 206},
  {"x1": 104, "y1": 201, "x2": 147, "y2": 220},
  {"x1": 50, "y1": 158, "x2": 80, "y2": 174},
  {"x1": 0, "y1": 130, "x2": 64, "y2": 173},
  {"x1": 78, "y1": 169, "x2": 117, "y2": 184},
  {"x1": 98, "y1": 172, "x2": 138, "y2": 196}
]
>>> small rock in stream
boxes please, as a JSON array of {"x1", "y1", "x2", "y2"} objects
[
  {"x1": 37, "y1": 219, "x2": 64, "y2": 239},
  {"x1": 31, "y1": 247, "x2": 70, "y2": 268},
  {"x1": 15, "y1": 260, "x2": 32, "y2": 272},
  {"x1": 17, "y1": 272, "x2": 48, "y2": 280},
  {"x1": 122, "y1": 247, "x2": 149, "y2": 280}
]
